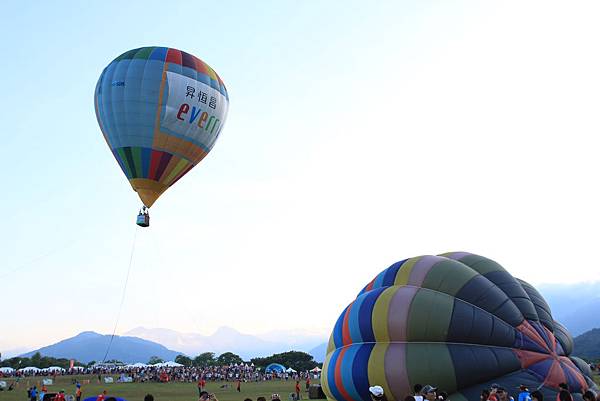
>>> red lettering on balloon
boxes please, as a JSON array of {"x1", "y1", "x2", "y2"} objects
[{"x1": 177, "y1": 103, "x2": 190, "y2": 120}]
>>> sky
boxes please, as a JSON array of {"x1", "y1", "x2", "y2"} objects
[{"x1": 1, "y1": 0, "x2": 600, "y2": 356}]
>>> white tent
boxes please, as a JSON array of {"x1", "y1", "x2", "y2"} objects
[
  {"x1": 310, "y1": 367, "x2": 322, "y2": 372},
  {"x1": 286, "y1": 367, "x2": 297, "y2": 373},
  {"x1": 45, "y1": 366, "x2": 65, "y2": 372},
  {"x1": 72, "y1": 366, "x2": 85, "y2": 371},
  {"x1": 126, "y1": 362, "x2": 147, "y2": 368},
  {"x1": 18, "y1": 367, "x2": 40, "y2": 372},
  {"x1": 162, "y1": 361, "x2": 183, "y2": 367},
  {"x1": 0, "y1": 367, "x2": 15, "y2": 373}
]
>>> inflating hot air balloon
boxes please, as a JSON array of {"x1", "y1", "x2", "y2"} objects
[
  {"x1": 94, "y1": 47, "x2": 229, "y2": 226},
  {"x1": 322, "y1": 252, "x2": 598, "y2": 401}
]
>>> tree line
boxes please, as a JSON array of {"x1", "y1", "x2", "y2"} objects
[
  {"x1": 167, "y1": 350, "x2": 320, "y2": 371},
  {"x1": 0, "y1": 352, "x2": 83, "y2": 369},
  {"x1": 0, "y1": 350, "x2": 321, "y2": 370}
]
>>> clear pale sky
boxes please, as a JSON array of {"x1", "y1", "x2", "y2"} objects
[{"x1": 2, "y1": 1, "x2": 600, "y2": 355}]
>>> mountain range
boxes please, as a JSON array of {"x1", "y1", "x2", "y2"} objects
[
  {"x1": 9, "y1": 282, "x2": 600, "y2": 364},
  {"x1": 14, "y1": 327, "x2": 328, "y2": 364}
]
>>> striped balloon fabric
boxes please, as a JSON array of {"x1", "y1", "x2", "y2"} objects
[
  {"x1": 94, "y1": 47, "x2": 229, "y2": 207},
  {"x1": 322, "y1": 252, "x2": 598, "y2": 401}
]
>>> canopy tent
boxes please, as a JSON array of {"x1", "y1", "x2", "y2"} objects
[
  {"x1": 72, "y1": 366, "x2": 85, "y2": 371},
  {"x1": 126, "y1": 363, "x2": 147, "y2": 368},
  {"x1": 310, "y1": 367, "x2": 322, "y2": 372},
  {"x1": 285, "y1": 367, "x2": 297, "y2": 373},
  {"x1": 162, "y1": 361, "x2": 183, "y2": 367},
  {"x1": 18, "y1": 367, "x2": 40, "y2": 372},
  {"x1": 265, "y1": 363, "x2": 286, "y2": 373},
  {"x1": 44, "y1": 366, "x2": 66, "y2": 372},
  {"x1": 0, "y1": 367, "x2": 15, "y2": 373}
]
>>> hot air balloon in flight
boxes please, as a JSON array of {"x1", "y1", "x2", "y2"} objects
[
  {"x1": 94, "y1": 47, "x2": 229, "y2": 226},
  {"x1": 322, "y1": 252, "x2": 598, "y2": 401}
]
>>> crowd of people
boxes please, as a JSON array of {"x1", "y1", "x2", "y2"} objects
[
  {"x1": 365, "y1": 381, "x2": 600, "y2": 401},
  {"x1": 1, "y1": 364, "x2": 317, "y2": 384},
  {"x1": 5, "y1": 367, "x2": 600, "y2": 401}
]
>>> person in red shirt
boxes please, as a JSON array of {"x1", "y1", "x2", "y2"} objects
[
  {"x1": 96, "y1": 390, "x2": 107, "y2": 401},
  {"x1": 306, "y1": 377, "x2": 311, "y2": 391},
  {"x1": 295, "y1": 381, "x2": 301, "y2": 400},
  {"x1": 76, "y1": 387, "x2": 82, "y2": 401},
  {"x1": 54, "y1": 390, "x2": 66, "y2": 401}
]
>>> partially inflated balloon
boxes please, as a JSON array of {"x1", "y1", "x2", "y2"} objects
[
  {"x1": 322, "y1": 252, "x2": 598, "y2": 401},
  {"x1": 94, "y1": 47, "x2": 229, "y2": 207}
]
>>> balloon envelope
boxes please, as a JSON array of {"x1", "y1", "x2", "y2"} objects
[
  {"x1": 94, "y1": 47, "x2": 229, "y2": 207},
  {"x1": 322, "y1": 252, "x2": 598, "y2": 401}
]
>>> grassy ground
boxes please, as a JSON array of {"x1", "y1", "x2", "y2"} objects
[
  {"x1": 0, "y1": 376, "x2": 320, "y2": 401},
  {"x1": 2, "y1": 374, "x2": 598, "y2": 401}
]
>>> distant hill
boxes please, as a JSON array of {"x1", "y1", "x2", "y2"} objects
[
  {"x1": 20, "y1": 331, "x2": 181, "y2": 364},
  {"x1": 573, "y1": 328, "x2": 600, "y2": 361}
]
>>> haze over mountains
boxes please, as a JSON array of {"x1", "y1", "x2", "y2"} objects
[
  {"x1": 538, "y1": 281, "x2": 600, "y2": 336},
  {"x1": 12, "y1": 327, "x2": 328, "y2": 363},
  {"x1": 124, "y1": 326, "x2": 327, "y2": 361},
  {"x1": 7, "y1": 283, "x2": 600, "y2": 364}
]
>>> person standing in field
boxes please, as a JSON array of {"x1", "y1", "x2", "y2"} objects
[
  {"x1": 75, "y1": 385, "x2": 82, "y2": 401},
  {"x1": 55, "y1": 389, "x2": 66, "y2": 401},
  {"x1": 236, "y1": 379, "x2": 241, "y2": 392},
  {"x1": 295, "y1": 380, "x2": 301, "y2": 400},
  {"x1": 96, "y1": 390, "x2": 106, "y2": 401}
]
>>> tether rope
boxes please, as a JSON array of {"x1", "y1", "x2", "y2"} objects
[{"x1": 102, "y1": 225, "x2": 138, "y2": 362}]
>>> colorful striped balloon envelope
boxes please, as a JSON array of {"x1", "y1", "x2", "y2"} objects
[
  {"x1": 94, "y1": 46, "x2": 229, "y2": 208},
  {"x1": 322, "y1": 252, "x2": 598, "y2": 401}
]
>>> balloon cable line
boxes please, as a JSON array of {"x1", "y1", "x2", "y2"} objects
[{"x1": 102, "y1": 225, "x2": 138, "y2": 363}]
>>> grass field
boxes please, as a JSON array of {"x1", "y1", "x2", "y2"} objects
[
  {"x1": 0, "y1": 376, "x2": 320, "y2": 401},
  {"x1": 2, "y1": 375, "x2": 599, "y2": 401}
]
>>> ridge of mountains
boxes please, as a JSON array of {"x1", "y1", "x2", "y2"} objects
[{"x1": 12, "y1": 327, "x2": 328, "y2": 364}]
